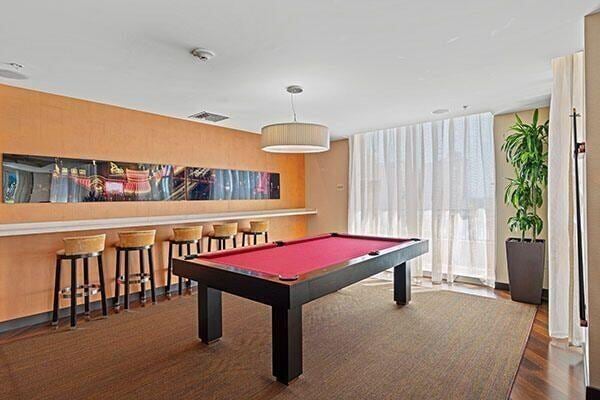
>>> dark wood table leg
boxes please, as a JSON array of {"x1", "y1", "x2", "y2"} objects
[
  {"x1": 394, "y1": 262, "x2": 411, "y2": 305},
  {"x1": 197, "y1": 284, "x2": 222, "y2": 344},
  {"x1": 272, "y1": 306, "x2": 303, "y2": 385}
]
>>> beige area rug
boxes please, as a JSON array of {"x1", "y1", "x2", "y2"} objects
[{"x1": 0, "y1": 282, "x2": 536, "y2": 400}]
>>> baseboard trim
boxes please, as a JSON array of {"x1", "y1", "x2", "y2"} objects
[
  {"x1": 0, "y1": 283, "x2": 192, "y2": 334},
  {"x1": 494, "y1": 282, "x2": 548, "y2": 302},
  {"x1": 587, "y1": 386, "x2": 600, "y2": 400}
]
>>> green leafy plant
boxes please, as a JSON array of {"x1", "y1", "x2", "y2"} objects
[{"x1": 502, "y1": 109, "x2": 548, "y2": 242}]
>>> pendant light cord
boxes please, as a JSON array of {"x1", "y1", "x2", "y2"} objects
[{"x1": 290, "y1": 93, "x2": 297, "y2": 122}]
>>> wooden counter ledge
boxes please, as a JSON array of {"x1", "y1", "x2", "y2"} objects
[{"x1": 0, "y1": 208, "x2": 317, "y2": 237}]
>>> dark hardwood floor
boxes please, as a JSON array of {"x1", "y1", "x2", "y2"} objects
[
  {"x1": 0, "y1": 280, "x2": 586, "y2": 399},
  {"x1": 411, "y1": 279, "x2": 586, "y2": 400},
  {"x1": 510, "y1": 301, "x2": 586, "y2": 399}
]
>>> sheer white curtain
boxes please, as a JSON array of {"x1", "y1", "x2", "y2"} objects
[
  {"x1": 548, "y1": 52, "x2": 586, "y2": 345},
  {"x1": 349, "y1": 112, "x2": 496, "y2": 285}
]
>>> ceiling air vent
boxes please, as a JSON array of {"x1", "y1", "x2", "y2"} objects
[{"x1": 188, "y1": 111, "x2": 229, "y2": 123}]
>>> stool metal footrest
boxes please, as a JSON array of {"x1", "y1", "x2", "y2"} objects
[
  {"x1": 60, "y1": 284, "x2": 101, "y2": 299},
  {"x1": 118, "y1": 272, "x2": 151, "y2": 285}
]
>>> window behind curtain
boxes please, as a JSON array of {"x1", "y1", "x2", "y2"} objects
[{"x1": 348, "y1": 112, "x2": 496, "y2": 285}]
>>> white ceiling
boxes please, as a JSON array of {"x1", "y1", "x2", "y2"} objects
[{"x1": 1, "y1": 0, "x2": 598, "y2": 139}]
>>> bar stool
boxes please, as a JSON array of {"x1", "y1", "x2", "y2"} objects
[
  {"x1": 114, "y1": 230, "x2": 157, "y2": 312},
  {"x1": 52, "y1": 234, "x2": 108, "y2": 329},
  {"x1": 207, "y1": 222, "x2": 238, "y2": 251},
  {"x1": 240, "y1": 220, "x2": 269, "y2": 246},
  {"x1": 167, "y1": 226, "x2": 203, "y2": 298}
]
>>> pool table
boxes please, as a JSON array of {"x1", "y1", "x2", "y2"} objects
[{"x1": 173, "y1": 233, "x2": 428, "y2": 384}]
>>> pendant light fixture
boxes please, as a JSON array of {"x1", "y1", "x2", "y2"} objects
[{"x1": 261, "y1": 86, "x2": 329, "y2": 153}]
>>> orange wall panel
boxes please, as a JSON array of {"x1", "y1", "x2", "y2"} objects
[{"x1": 0, "y1": 84, "x2": 307, "y2": 322}]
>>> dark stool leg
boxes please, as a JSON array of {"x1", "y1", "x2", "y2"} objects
[
  {"x1": 52, "y1": 257, "x2": 62, "y2": 326},
  {"x1": 83, "y1": 257, "x2": 90, "y2": 317},
  {"x1": 124, "y1": 250, "x2": 130, "y2": 310},
  {"x1": 114, "y1": 249, "x2": 121, "y2": 311},
  {"x1": 70, "y1": 259, "x2": 77, "y2": 329},
  {"x1": 265, "y1": 232, "x2": 269, "y2": 243},
  {"x1": 233, "y1": 236, "x2": 237, "y2": 248},
  {"x1": 242, "y1": 233, "x2": 246, "y2": 247},
  {"x1": 186, "y1": 243, "x2": 192, "y2": 292},
  {"x1": 148, "y1": 247, "x2": 156, "y2": 304},
  {"x1": 196, "y1": 240, "x2": 201, "y2": 255},
  {"x1": 178, "y1": 244, "x2": 183, "y2": 295},
  {"x1": 253, "y1": 233, "x2": 258, "y2": 245},
  {"x1": 97, "y1": 254, "x2": 108, "y2": 317},
  {"x1": 208, "y1": 237, "x2": 212, "y2": 252},
  {"x1": 166, "y1": 243, "x2": 173, "y2": 299},
  {"x1": 139, "y1": 249, "x2": 147, "y2": 306}
]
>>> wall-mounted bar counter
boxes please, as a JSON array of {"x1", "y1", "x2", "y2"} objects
[{"x1": 0, "y1": 208, "x2": 317, "y2": 237}]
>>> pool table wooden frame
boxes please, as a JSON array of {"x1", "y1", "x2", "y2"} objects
[{"x1": 173, "y1": 233, "x2": 428, "y2": 384}]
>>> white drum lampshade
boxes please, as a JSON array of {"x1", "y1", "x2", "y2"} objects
[{"x1": 261, "y1": 122, "x2": 330, "y2": 153}]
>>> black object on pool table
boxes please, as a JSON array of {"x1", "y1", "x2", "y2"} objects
[
  {"x1": 173, "y1": 233, "x2": 428, "y2": 384},
  {"x1": 278, "y1": 274, "x2": 299, "y2": 281}
]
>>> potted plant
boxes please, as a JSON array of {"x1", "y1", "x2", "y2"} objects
[{"x1": 502, "y1": 109, "x2": 548, "y2": 304}]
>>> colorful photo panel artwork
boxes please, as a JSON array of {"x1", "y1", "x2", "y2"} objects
[{"x1": 2, "y1": 154, "x2": 280, "y2": 203}]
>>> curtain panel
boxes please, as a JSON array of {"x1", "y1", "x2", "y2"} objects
[
  {"x1": 548, "y1": 52, "x2": 586, "y2": 345},
  {"x1": 349, "y1": 112, "x2": 496, "y2": 285}
]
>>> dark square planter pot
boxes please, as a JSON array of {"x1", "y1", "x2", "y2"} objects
[{"x1": 506, "y1": 238, "x2": 545, "y2": 305}]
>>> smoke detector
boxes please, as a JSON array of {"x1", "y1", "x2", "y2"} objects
[
  {"x1": 0, "y1": 63, "x2": 28, "y2": 80},
  {"x1": 190, "y1": 48, "x2": 215, "y2": 62}
]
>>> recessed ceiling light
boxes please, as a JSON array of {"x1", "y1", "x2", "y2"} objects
[
  {"x1": 432, "y1": 108, "x2": 450, "y2": 115},
  {"x1": 0, "y1": 62, "x2": 28, "y2": 80}
]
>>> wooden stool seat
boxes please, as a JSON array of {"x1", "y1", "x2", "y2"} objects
[
  {"x1": 52, "y1": 234, "x2": 108, "y2": 329},
  {"x1": 167, "y1": 226, "x2": 203, "y2": 298},
  {"x1": 241, "y1": 220, "x2": 269, "y2": 246},
  {"x1": 116, "y1": 230, "x2": 155, "y2": 249},
  {"x1": 207, "y1": 223, "x2": 238, "y2": 251},
  {"x1": 172, "y1": 226, "x2": 203, "y2": 242},
  {"x1": 114, "y1": 230, "x2": 157, "y2": 311}
]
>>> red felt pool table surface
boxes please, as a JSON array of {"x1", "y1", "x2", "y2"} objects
[{"x1": 197, "y1": 234, "x2": 409, "y2": 277}]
